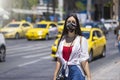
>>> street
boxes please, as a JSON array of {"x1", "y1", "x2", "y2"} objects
[{"x1": 0, "y1": 31, "x2": 120, "y2": 80}]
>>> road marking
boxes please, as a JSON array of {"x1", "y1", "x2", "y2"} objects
[
  {"x1": 6, "y1": 43, "x2": 42, "y2": 49},
  {"x1": 7, "y1": 45, "x2": 51, "y2": 52},
  {"x1": 18, "y1": 56, "x2": 51, "y2": 67},
  {"x1": 7, "y1": 46, "x2": 51, "y2": 54},
  {"x1": 22, "y1": 52, "x2": 49, "y2": 58},
  {"x1": 7, "y1": 49, "x2": 50, "y2": 57}
]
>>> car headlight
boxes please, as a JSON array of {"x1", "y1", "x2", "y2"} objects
[{"x1": 38, "y1": 31, "x2": 43, "y2": 35}]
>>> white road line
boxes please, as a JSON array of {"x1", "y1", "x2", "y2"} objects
[
  {"x1": 7, "y1": 49, "x2": 50, "y2": 57},
  {"x1": 18, "y1": 56, "x2": 51, "y2": 67},
  {"x1": 7, "y1": 46, "x2": 50, "y2": 54},
  {"x1": 6, "y1": 44, "x2": 37, "y2": 49},
  {"x1": 22, "y1": 52, "x2": 49, "y2": 58},
  {"x1": 7, "y1": 44, "x2": 50, "y2": 51}
]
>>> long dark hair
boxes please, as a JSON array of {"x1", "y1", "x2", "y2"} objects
[{"x1": 57, "y1": 13, "x2": 82, "y2": 48}]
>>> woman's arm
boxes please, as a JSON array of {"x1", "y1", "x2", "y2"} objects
[
  {"x1": 53, "y1": 58, "x2": 61, "y2": 80},
  {"x1": 81, "y1": 60, "x2": 91, "y2": 80}
]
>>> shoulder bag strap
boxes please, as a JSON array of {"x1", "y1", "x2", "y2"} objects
[{"x1": 80, "y1": 36, "x2": 87, "y2": 75}]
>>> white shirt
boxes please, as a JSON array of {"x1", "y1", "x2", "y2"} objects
[{"x1": 56, "y1": 36, "x2": 89, "y2": 77}]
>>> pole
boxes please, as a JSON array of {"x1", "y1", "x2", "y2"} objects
[
  {"x1": 46, "y1": 0, "x2": 50, "y2": 20},
  {"x1": 87, "y1": 0, "x2": 91, "y2": 21},
  {"x1": 58, "y1": 0, "x2": 63, "y2": 20}
]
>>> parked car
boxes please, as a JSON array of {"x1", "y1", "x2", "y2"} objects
[
  {"x1": 0, "y1": 33, "x2": 6, "y2": 62},
  {"x1": 25, "y1": 21, "x2": 58, "y2": 40},
  {"x1": 51, "y1": 28, "x2": 107, "y2": 61},
  {"x1": 83, "y1": 22, "x2": 108, "y2": 37},
  {"x1": 104, "y1": 19, "x2": 119, "y2": 30},
  {"x1": 0, "y1": 21, "x2": 33, "y2": 39}
]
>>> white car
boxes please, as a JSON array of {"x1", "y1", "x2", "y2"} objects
[
  {"x1": 0, "y1": 33, "x2": 6, "y2": 62},
  {"x1": 104, "y1": 20, "x2": 119, "y2": 30}
]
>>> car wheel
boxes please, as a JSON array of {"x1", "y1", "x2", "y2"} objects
[
  {"x1": 45, "y1": 34, "x2": 49, "y2": 40},
  {"x1": 27, "y1": 39, "x2": 31, "y2": 41},
  {"x1": 0, "y1": 46, "x2": 6, "y2": 62},
  {"x1": 15, "y1": 33, "x2": 19, "y2": 39},
  {"x1": 102, "y1": 47, "x2": 106, "y2": 57},
  {"x1": 88, "y1": 50, "x2": 93, "y2": 62}
]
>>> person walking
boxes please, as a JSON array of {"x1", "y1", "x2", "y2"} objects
[
  {"x1": 117, "y1": 30, "x2": 120, "y2": 53},
  {"x1": 53, "y1": 13, "x2": 91, "y2": 80},
  {"x1": 114, "y1": 24, "x2": 120, "y2": 53}
]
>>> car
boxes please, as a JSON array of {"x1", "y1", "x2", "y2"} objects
[
  {"x1": 83, "y1": 22, "x2": 108, "y2": 37},
  {"x1": 57, "y1": 20, "x2": 65, "y2": 34},
  {"x1": 0, "y1": 33, "x2": 6, "y2": 62},
  {"x1": 104, "y1": 19, "x2": 119, "y2": 30},
  {"x1": 51, "y1": 28, "x2": 107, "y2": 61},
  {"x1": 0, "y1": 21, "x2": 33, "y2": 39},
  {"x1": 25, "y1": 21, "x2": 58, "y2": 40}
]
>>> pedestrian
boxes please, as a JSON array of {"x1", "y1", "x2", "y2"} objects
[
  {"x1": 117, "y1": 30, "x2": 120, "y2": 53},
  {"x1": 114, "y1": 23, "x2": 120, "y2": 53},
  {"x1": 53, "y1": 13, "x2": 91, "y2": 80}
]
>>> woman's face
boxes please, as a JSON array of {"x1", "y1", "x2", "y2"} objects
[
  {"x1": 67, "y1": 16, "x2": 76, "y2": 25},
  {"x1": 66, "y1": 16, "x2": 77, "y2": 33}
]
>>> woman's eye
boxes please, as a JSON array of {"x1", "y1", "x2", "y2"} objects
[
  {"x1": 67, "y1": 21, "x2": 71, "y2": 23},
  {"x1": 72, "y1": 21, "x2": 76, "y2": 24}
]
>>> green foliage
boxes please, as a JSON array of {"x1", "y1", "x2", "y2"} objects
[
  {"x1": 75, "y1": 1, "x2": 86, "y2": 11},
  {"x1": 27, "y1": 0, "x2": 39, "y2": 9},
  {"x1": 104, "y1": 1, "x2": 113, "y2": 7},
  {"x1": 12, "y1": 0, "x2": 39, "y2": 9}
]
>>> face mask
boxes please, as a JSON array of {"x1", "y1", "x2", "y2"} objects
[{"x1": 66, "y1": 22, "x2": 77, "y2": 33}]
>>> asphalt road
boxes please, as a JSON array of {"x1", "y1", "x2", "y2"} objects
[{"x1": 0, "y1": 31, "x2": 119, "y2": 80}]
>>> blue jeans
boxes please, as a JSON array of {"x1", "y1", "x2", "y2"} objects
[{"x1": 64, "y1": 65, "x2": 85, "y2": 80}]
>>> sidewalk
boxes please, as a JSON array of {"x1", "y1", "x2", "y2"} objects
[{"x1": 92, "y1": 54, "x2": 120, "y2": 80}]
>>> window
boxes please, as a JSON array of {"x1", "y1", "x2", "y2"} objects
[
  {"x1": 49, "y1": 24, "x2": 57, "y2": 28},
  {"x1": 82, "y1": 31, "x2": 90, "y2": 39},
  {"x1": 93, "y1": 30, "x2": 102, "y2": 38},
  {"x1": 96, "y1": 31, "x2": 102, "y2": 38},
  {"x1": 22, "y1": 23, "x2": 30, "y2": 27},
  {"x1": 35, "y1": 24, "x2": 47, "y2": 28},
  {"x1": 7, "y1": 24, "x2": 20, "y2": 27}
]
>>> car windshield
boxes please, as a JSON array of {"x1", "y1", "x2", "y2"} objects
[
  {"x1": 58, "y1": 23, "x2": 64, "y2": 26},
  {"x1": 35, "y1": 24, "x2": 47, "y2": 28},
  {"x1": 7, "y1": 24, "x2": 20, "y2": 27},
  {"x1": 82, "y1": 31, "x2": 90, "y2": 39}
]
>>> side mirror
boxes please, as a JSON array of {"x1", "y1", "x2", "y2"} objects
[{"x1": 93, "y1": 36, "x2": 98, "y2": 40}]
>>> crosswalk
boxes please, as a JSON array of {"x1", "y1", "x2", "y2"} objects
[{"x1": 5, "y1": 39, "x2": 54, "y2": 67}]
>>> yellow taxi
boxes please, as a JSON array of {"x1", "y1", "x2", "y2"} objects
[
  {"x1": 51, "y1": 28, "x2": 107, "y2": 61},
  {"x1": 25, "y1": 21, "x2": 58, "y2": 40},
  {"x1": 0, "y1": 21, "x2": 33, "y2": 39},
  {"x1": 57, "y1": 20, "x2": 65, "y2": 34}
]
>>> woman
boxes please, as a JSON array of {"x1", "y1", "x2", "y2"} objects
[
  {"x1": 116, "y1": 30, "x2": 120, "y2": 53},
  {"x1": 53, "y1": 13, "x2": 91, "y2": 80}
]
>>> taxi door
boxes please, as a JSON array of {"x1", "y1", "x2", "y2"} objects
[
  {"x1": 21, "y1": 23, "x2": 32, "y2": 36},
  {"x1": 48, "y1": 24, "x2": 58, "y2": 38},
  {"x1": 92, "y1": 31, "x2": 100, "y2": 57},
  {"x1": 96, "y1": 30, "x2": 105, "y2": 55}
]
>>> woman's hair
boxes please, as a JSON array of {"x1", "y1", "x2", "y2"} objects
[
  {"x1": 57, "y1": 13, "x2": 82, "y2": 49},
  {"x1": 62, "y1": 13, "x2": 82, "y2": 37}
]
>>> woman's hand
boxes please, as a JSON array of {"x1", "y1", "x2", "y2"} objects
[
  {"x1": 53, "y1": 58, "x2": 61, "y2": 80},
  {"x1": 87, "y1": 76, "x2": 91, "y2": 80}
]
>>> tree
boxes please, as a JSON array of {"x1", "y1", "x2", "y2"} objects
[
  {"x1": 27, "y1": 0, "x2": 39, "y2": 9},
  {"x1": 75, "y1": 1, "x2": 86, "y2": 11}
]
